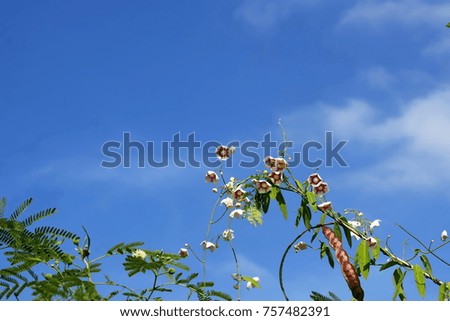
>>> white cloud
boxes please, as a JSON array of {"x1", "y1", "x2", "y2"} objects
[
  {"x1": 359, "y1": 66, "x2": 397, "y2": 89},
  {"x1": 423, "y1": 36, "x2": 450, "y2": 56},
  {"x1": 283, "y1": 85, "x2": 450, "y2": 190},
  {"x1": 235, "y1": 0, "x2": 318, "y2": 30},
  {"x1": 340, "y1": 0, "x2": 450, "y2": 27}
]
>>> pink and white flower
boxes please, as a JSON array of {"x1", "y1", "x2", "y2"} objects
[
  {"x1": 201, "y1": 241, "x2": 217, "y2": 252},
  {"x1": 205, "y1": 171, "x2": 219, "y2": 183},
  {"x1": 312, "y1": 181, "x2": 329, "y2": 196},
  {"x1": 269, "y1": 171, "x2": 283, "y2": 186},
  {"x1": 253, "y1": 179, "x2": 272, "y2": 194},
  {"x1": 233, "y1": 185, "x2": 247, "y2": 201},
  {"x1": 274, "y1": 157, "x2": 288, "y2": 171},
  {"x1": 264, "y1": 156, "x2": 277, "y2": 170},
  {"x1": 220, "y1": 197, "x2": 234, "y2": 208},
  {"x1": 366, "y1": 237, "x2": 378, "y2": 249},
  {"x1": 179, "y1": 248, "x2": 189, "y2": 257},
  {"x1": 230, "y1": 209, "x2": 245, "y2": 219},
  {"x1": 307, "y1": 173, "x2": 323, "y2": 185},
  {"x1": 317, "y1": 201, "x2": 333, "y2": 212},
  {"x1": 215, "y1": 145, "x2": 236, "y2": 160}
]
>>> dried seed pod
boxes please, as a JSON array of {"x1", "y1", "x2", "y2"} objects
[{"x1": 322, "y1": 226, "x2": 364, "y2": 301}]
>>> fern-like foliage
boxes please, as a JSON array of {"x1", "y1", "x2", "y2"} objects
[
  {"x1": 0, "y1": 197, "x2": 80, "y2": 300},
  {"x1": 310, "y1": 290, "x2": 341, "y2": 301}
]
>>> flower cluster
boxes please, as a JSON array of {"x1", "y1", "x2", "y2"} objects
[
  {"x1": 264, "y1": 156, "x2": 288, "y2": 187},
  {"x1": 307, "y1": 173, "x2": 329, "y2": 196},
  {"x1": 132, "y1": 249, "x2": 147, "y2": 260}
]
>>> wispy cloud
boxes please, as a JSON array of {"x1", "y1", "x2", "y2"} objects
[
  {"x1": 358, "y1": 66, "x2": 397, "y2": 90},
  {"x1": 423, "y1": 36, "x2": 450, "y2": 56},
  {"x1": 283, "y1": 85, "x2": 450, "y2": 191},
  {"x1": 235, "y1": 0, "x2": 318, "y2": 31},
  {"x1": 340, "y1": 0, "x2": 450, "y2": 27}
]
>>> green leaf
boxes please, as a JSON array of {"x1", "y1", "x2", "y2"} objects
[
  {"x1": 438, "y1": 283, "x2": 449, "y2": 301},
  {"x1": 255, "y1": 192, "x2": 271, "y2": 214},
  {"x1": 356, "y1": 240, "x2": 370, "y2": 279},
  {"x1": 413, "y1": 264, "x2": 426, "y2": 298},
  {"x1": 246, "y1": 206, "x2": 263, "y2": 226},
  {"x1": 310, "y1": 291, "x2": 341, "y2": 301},
  {"x1": 379, "y1": 260, "x2": 397, "y2": 271},
  {"x1": 325, "y1": 247, "x2": 334, "y2": 268},
  {"x1": 242, "y1": 276, "x2": 261, "y2": 288},
  {"x1": 10, "y1": 198, "x2": 33, "y2": 220},
  {"x1": 333, "y1": 222, "x2": 342, "y2": 241},
  {"x1": 0, "y1": 197, "x2": 6, "y2": 217},
  {"x1": 269, "y1": 187, "x2": 277, "y2": 200},
  {"x1": 319, "y1": 242, "x2": 326, "y2": 259},
  {"x1": 295, "y1": 206, "x2": 302, "y2": 227},
  {"x1": 371, "y1": 238, "x2": 381, "y2": 261},
  {"x1": 208, "y1": 290, "x2": 232, "y2": 301},
  {"x1": 392, "y1": 268, "x2": 407, "y2": 301},
  {"x1": 300, "y1": 201, "x2": 312, "y2": 229},
  {"x1": 339, "y1": 217, "x2": 353, "y2": 248},
  {"x1": 306, "y1": 191, "x2": 317, "y2": 212},
  {"x1": 275, "y1": 188, "x2": 288, "y2": 220},
  {"x1": 420, "y1": 255, "x2": 433, "y2": 275}
]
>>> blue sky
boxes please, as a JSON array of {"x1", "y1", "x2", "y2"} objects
[{"x1": 1, "y1": 0, "x2": 449, "y2": 301}]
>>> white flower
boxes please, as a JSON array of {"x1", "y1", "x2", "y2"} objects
[
  {"x1": 275, "y1": 157, "x2": 288, "y2": 171},
  {"x1": 294, "y1": 241, "x2": 308, "y2": 252},
  {"x1": 351, "y1": 232, "x2": 361, "y2": 240},
  {"x1": 215, "y1": 145, "x2": 235, "y2": 160},
  {"x1": 205, "y1": 171, "x2": 219, "y2": 183},
  {"x1": 222, "y1": 229, "x2": 234, "y2": 241},
  {"x1": 307, "y1": 173, "x2": 323, "y2": 185},
  {"x1": 312, "y1": 181, "x2": 329, "y2": 196},
  {"x1": 230, "y1": 209, "x2": 245, "y2": 219},
  {"x1": 201, "y1": 241, "x2": 217, "y2": 252},
  {"x1": 269, "y1": 171, "x2": 283, "y2": 186},
  {"x1": 132, "y1": 249, "x2": 147, "y2": 260},
  {"x1": 317, "y1": 201, "x2": 332, "y2": 212},
  {"x1": 225, "y1": 181, "x2": 234, "y2": 194},
  {"x1": 366, "y1": 237, "x2": 377, "y2": 249},
  {"x1": 264, "y1": 156, "x2": 277, "y2": 170},
  {"x1": 221, "y1": 197, "x2": 234, "y2": 208},
  {"x1": 369, "y1": 219, "x2": 381, "y2": 232},
  {"x1": 212, "y1": 188, "x2": 218, "y2": 193},
  {"x1": 233, "y1": 185, "x2": 247, "y2": 201},
  {"x1": 179, "y1": 248, "x2": 189, "y2": 257},
  {"x1": 246, "y1": 276, "x2": 260, "y2": 289},
  {"x1": 441, "y1": 230, "x2": 448, "y2": 241},
  {"x1": 348, "y1": 220, "x2": 361, "y2": 228},
  {"x1": 254, "y1": 179, "x2": 272, "y2": 194}
]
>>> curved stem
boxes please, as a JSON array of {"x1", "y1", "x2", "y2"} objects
[
  {"x1": 279, "y1": 224, "x2": 329, "y2": 301},
  {"x1": 228, "y1": 242, "x2": 241, "y2": 300},
  {"x1": 397, "y1": 224, "x2": 450, "y2": 267}
]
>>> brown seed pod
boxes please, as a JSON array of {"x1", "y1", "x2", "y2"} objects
[{"x1": 322, "y1": 226, "x2": 364, "y2": 301}]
